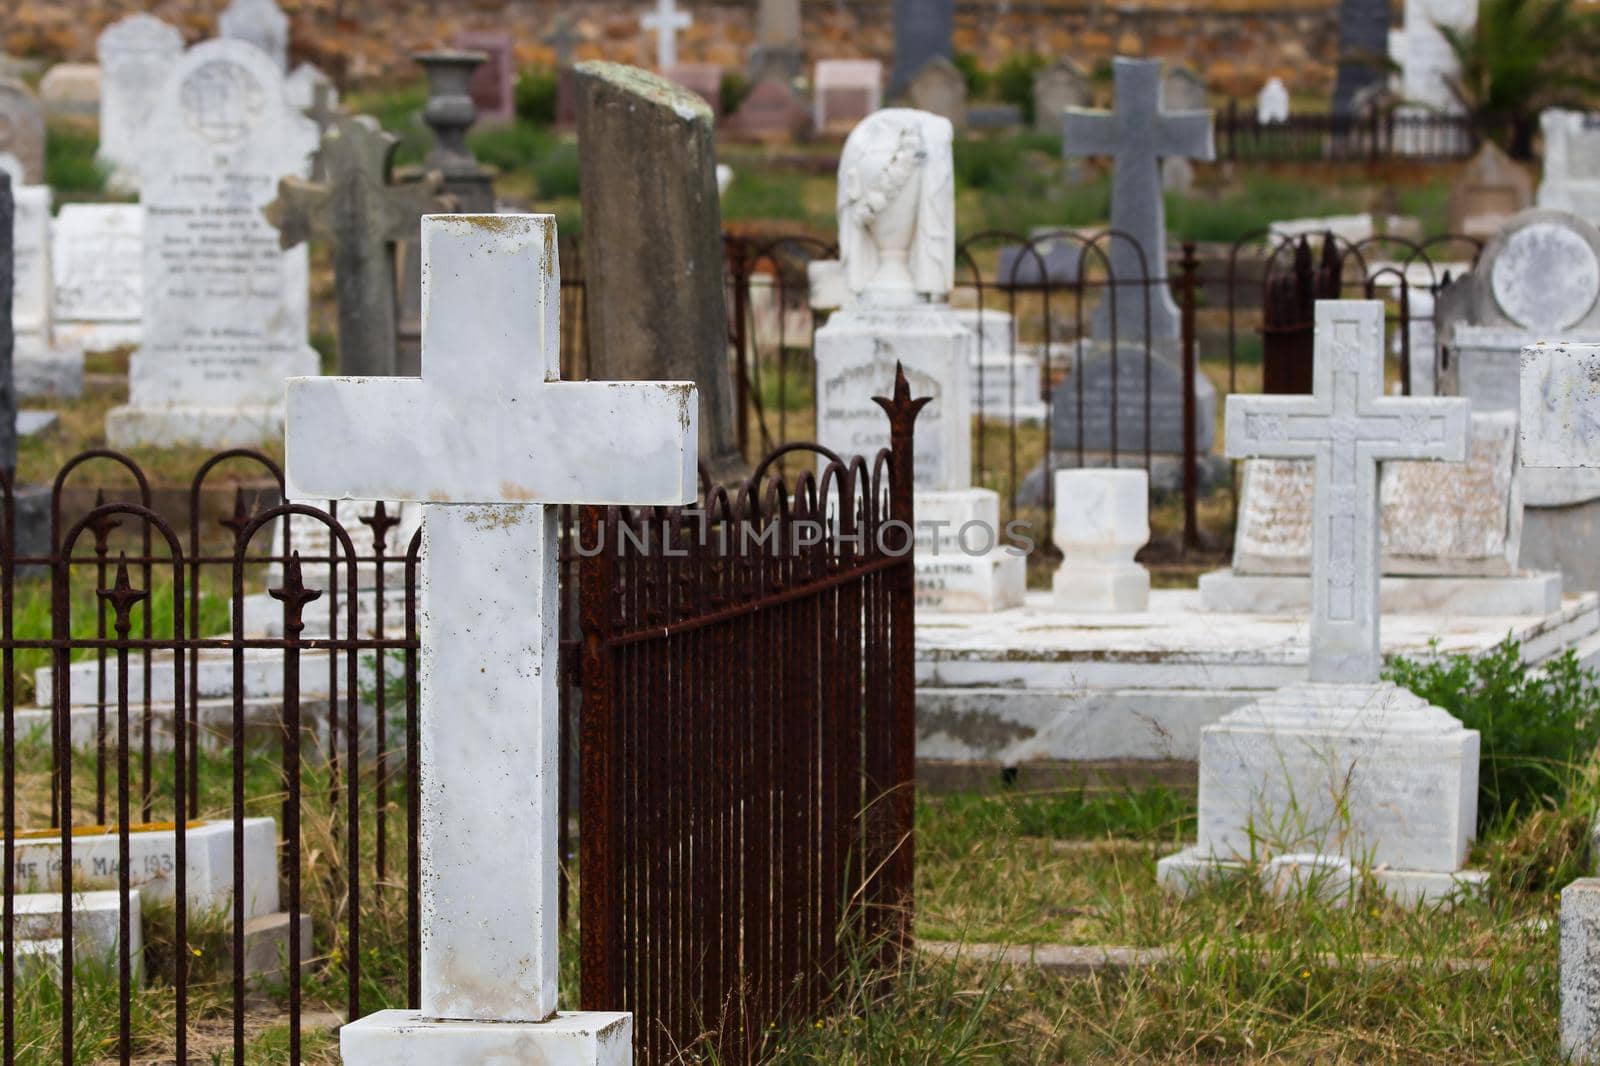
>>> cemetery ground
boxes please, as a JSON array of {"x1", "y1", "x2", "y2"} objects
[{"x1": 9, "y1": 637, "x2": 1595, "y2": 1062}]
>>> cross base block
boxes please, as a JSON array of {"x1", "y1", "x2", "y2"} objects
[
  {"x1": 340, "y1": 1010, "x2": 632, "y2": 1066},
  {"x1": 1156, "y1": 846, "x2": 1488, "y2": 906}
]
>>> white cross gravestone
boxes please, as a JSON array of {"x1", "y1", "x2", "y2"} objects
[
  {"x1": 1159, "y1": 301, "x2": 1485, "y2": 904},
  {"x1": 1224, "y1": 301, "x2": 1469, "y2": 682},
  {"x1": 289, "y1": 214, "x2": 697, "y2": 1062},
  {"x1": 642, "y1": 0, "x2": 693, "y2": 70},
  {"x1": 1063, "y1": 58, "x2": 1214, "y2": 343}
]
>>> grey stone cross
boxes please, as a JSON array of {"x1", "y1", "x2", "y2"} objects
[
  {"x1": 1225, "y1": 301, "x2": 1469, "y2": 683},
  {"x1": 303, "y1": 81, "x2": 341, "y2": 181},
  {"x1": 543, "y1": 17, "x2": 580, "y2": 66},
  {"x1": 1063, "y1": 57, "x2": 1214, "y2": 342},
  {"x1": 264, "y1": 115, "x2": 453, "y2": 377}
]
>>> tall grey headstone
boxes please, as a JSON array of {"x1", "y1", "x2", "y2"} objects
[
  {"x1": 97, "y1": 14, "x2": 185, "y2": 193},
  {"x1": 0, "y1": 79, "x2": 44, "y2": 187},
  {"x1": 1063, "y1": 58, "x2": 1214, "y2": 344},
  {"x1": 1033, "y1": 58, "x2": 1089, "y2": 133},
  {"x1": 574, "y1": 61, "x2": 744, "y2": 484},
  {"x1": 890, "y1": 0, "x2": 954, "y2": 99},
  {"x1": 750, "y1": 0, "x2": 804, "y2": 83},
  {"x1": 218, "y1": 0, "x2": 290, "y2": 72},
  {"x1": 1332, "y1": 0, "x2": 1390, "y2": 116},
  {"x1": 107, "y1": 40, "x2": 317, "y2": 448}
]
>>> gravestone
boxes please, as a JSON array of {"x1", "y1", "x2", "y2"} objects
[
  {"x1": 997, "y1": 235, "x2": 1087, "y2": 287},
  {"x1": 542, "y1": 18, "x2": 582, "y2": 124},
  {"x1": 815, "y1": 59, "x2": 882, "y2": 135},
  {"x1": 284, "y1": 62, "x2": 336, "y2": 112},
  {"x1": 906, "y1": 55, "x2": 966, "y2": 130},
  {"x1": 1332, "y1": 0, "x2": 1390, "y2": 116},
  {"x1": 264, "y1": 115, "x2": 452, "y2": 377},
  {"x1": 816, "y1": 108, "x2": 1025, "y2": 611},
  {"x1": 415, "y1": 51, "x2": 496, "y2": 212},
  {"x1": 451, "y1": 30, "x2": 516, "y2": 123},
  {"x1": 750, "y1": 0, "x2": 804, "y2": 84},
  {"x1": 665, "y1": 62, "x2": 725, "y2": 118},
  {"x1": 890, "y1": 0, "x2": 954, "y2": 99},
  {"x1": 39, "y1": 63, "x2": 101, "y2": 119},
  {"x1": 1162, "y1": 66, "x2": 1208, "y2": 111},
  {"x1": 1063, "y1": 58, "x2": 1214, "y2": 345},
  {"x1": 1257, "y1": 77, "x2": 1290, "y2": 124},
  {"x1": 1052, "y1": 469, "x2": 1151, "y2": 611},
  {"x1": 1161, "y1": 300, "x2": 1483, "y2": 904},
  {"x1": 642, "y1": 0, "x2": 693, "y2": 70},
  {"x1": 52, "y1": 203, "x2": 143, "y2": 351},
  {"x1": 11, "y1": 184, "x2": 83, "y2": 400},
  {"x1": 1449, "y1": 142, "x2": 1533, "y2": 240},
  {"x1": 1033, "y1": 58, "x2": 1089, "y2": 133},
  {"x1": 218, "y1": 0, "x2": 289, "y2": 71},
  {"x1": 292, "y1": 213, "x2": 689, "y2": 1063},
  {"x1": 1393, "y1": 0, "x2": 1475, "y2": 153},
  {"x1": 728, "y1": 77, "x2": 812, "y2": 142},
  {"x1": 96, "y1": 13, "x2": 185, "y2": 193},
  {"x1": 1051, "y1": 343, "x2": 1218, "y2": 456},
  {"x1": 574, "y1": 61, "x2": 745, "y2": 484},
  {"x1": 0, "y1": 79, "x2": 45, "y2": 186},
  {"x1": 1538, "y1": 110, "x2": 1600, "y2": 225},
  {"x1": 107, "y1": 40, "x2": 317, "y2": 448}
]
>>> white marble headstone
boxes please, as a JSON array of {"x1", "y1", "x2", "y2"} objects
[
  {"x1": 96, "y1": 14, "x2": 185, "y2": 192},
  {"x1": 52, "y1": 203, "x2": 143, "y2": 326},
  {"x1": 106, "y1": 39, "x2": 318, "y2": 449},
  {"x1": 218, "y1": 0, "x2": 290, "y2": 72}
]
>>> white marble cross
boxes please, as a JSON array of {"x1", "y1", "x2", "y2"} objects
[
  {"x1": 1062, "y1": 57, "x2": 1214, "y2": 341},
  {"x1": 642, "y1": 0, "x2": 692, "y2": 70},
  {"x1": 285, "y1": 215, "x2": 698, "y2": 1024},
  {"x1": 1225, "y1": 301, "x2": 1468, "y2": 683}
]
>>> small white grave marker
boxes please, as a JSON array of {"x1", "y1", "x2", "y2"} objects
[
  {"x1": 641, "y1": 0, "x2": 693, "y2": 70},
  {"x1": 289, "y1": 214, "x2": 695, "y2": 1061}
]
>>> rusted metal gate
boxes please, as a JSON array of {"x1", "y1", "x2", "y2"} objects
[{"x1": 577, "y1": 369, "x2": 923, "y2": 1063}]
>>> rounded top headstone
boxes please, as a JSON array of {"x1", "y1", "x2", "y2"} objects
[{"x1": 1480, "y1": 209, "x2": 1600, "y2": 333}]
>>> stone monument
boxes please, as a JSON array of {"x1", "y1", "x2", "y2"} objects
[
  {"x1": 218, "y1": 0, "x2": 289, "y2": 71},
  {"x1": 1160, "y1": 300, "x2": 1483, "y2": 904},
  {"x1": 815, "y1": 59, "x2": 883, "y2": 135},
  {"x1": 574, "y1": 61, "x2": 745, "y2": 485},
  {"x1": 291, "y1": 213, "x2": 694, "y2": 1065},
  {"x1": 815, "y1": 108, "x2": 1024, "y2": 611},
  {"x1": 11, "y1": 183, "x2": 84, "y2": 399},
  {"x1": 750, "y1": 0, "x2": 804, "y2": 84},
  {"x1": 97, "y1": 15, "x2": 186, "y2": 192},
  {"x1": 1332, "y1": 0, "x2": 1390, "y2": 116},
  {"x1": 1257, "y1": 78, "x2": 1290, "y2": 124},
  {"x1": 264, "y1": 114, "x2": 452, "y2": 376},
  {"x1": 0, "y1": 79, "x2": 44, "y2": 186},
  {"x1": 1538, "y1": 110, "x2": 1600, "y2": 225},
  {"x1": 889, "y1": 0, "x2": 954, "y2": 99},
  {"x1": 451, "y1": 30, "x2": 516, "y2": 123},
  {"x1": 107, "y1": 39, "x2": 318, "y2": 448},
  {"x1": 51, "y1": 203, "x2": 143, "y2": 352},
  {"x1": 906, "y1": 55, "x2": 967, "y2": 130},
  {"x1": 1052, "y1": 469, "x2": 1151, "y2": 612},
  {"x1": 1449, "y1": 141, "x2": 1533, "y2": 240},
  {"x1": 1032, "y1": 58, "x2": 1089, "y2": 134},
  {"x1": 642, "y1": 0, "x2": 693, "y2": 70}
]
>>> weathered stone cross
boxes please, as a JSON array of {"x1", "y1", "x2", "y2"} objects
[
  {"x1": 264, "y1": 115, "x2": 452, "y2": 377},
  {"x1": 543, "y1": 17, "x2": 581, "y2": 66},
  {"x1": 287, "y1": 215, "x2": 696, "y2": 1058},
  {"x1": 642, "y1": 0, "x2": 692, "y2": 70},
  {"x1": 1063, "y1": 57, "x2": 1214, "y2": 342},
  {"x1": 1226, "y1": 301, "x2": 1469, "y2": 683},
  {"x1": 303, "y1": 81, "x2": 341, "y2": 181}
]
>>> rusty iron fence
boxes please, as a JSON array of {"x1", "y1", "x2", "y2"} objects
[
  {"x1": 576, "y1": 370, "x2": 923, "y2": 1064},
  {"x1": 1216, "y1": 101, "x2": 1479, "y2": 162},
  {"x1": 0, "y1": 449, "x2": 419, "y2": 1066},
  {"x1": 723, "y1": 227, "x2": 1483, "y2": 552}
]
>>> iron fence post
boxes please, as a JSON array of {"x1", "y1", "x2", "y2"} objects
[
  {"x1": 1180, "y1": 244, "x2": 1201, "y2": 553},
  {"x1": 578, "y1": 504, "x2": 622, "y2": 1012}
]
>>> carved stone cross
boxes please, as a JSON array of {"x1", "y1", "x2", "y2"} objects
[
  {"x1": 264, "y1": 115, "x2": 452, "y2": 377},
  {"x1": 1225, "y1": 301, "x2": 1469, "y2": 683},
  {"x1": 290, "y1": 215, "x2": 696, "y2": 1059},
  {"x1": 1063, "y1": 57, "x2": 1214, "y2": 342}
]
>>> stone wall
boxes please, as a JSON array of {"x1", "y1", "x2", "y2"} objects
[{"x1": 5, "y1": 0, "x2": 1340, "y2": 98}]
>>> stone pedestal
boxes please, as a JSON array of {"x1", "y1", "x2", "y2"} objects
[
  {"x1": 914, "y1": 488, "x2": 1025, "y2": 612},
  {"x1": 1157, "y1": 681, "x2": 1486, "y2": 904},
  {"x1": 1051, "y1": 469, "x2": 1150, "y2": 612},
  {"x1": 341, "y1": 1010, "x2": 631, "y2": 1066},
  {"x1": 1562, "y1": 878, "x2": 1600, "y2": 1062},
  {"x1": 816, "y1": 301, "x2": 972, "y2": 493}
]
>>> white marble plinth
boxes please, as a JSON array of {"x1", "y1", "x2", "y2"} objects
[
  {"x1": 14, "y1": 889, "x2": 143, "y2": 982},
  {"x1": 1053, "y1": 563, "x2": 1149, "y2": 612},
  {"x1": 1197, "y1": 568, "x2": 1564, "y2": 617},
  {"x1": 12, "y1": 817, "x2": 279, "y2": 919},
  {"x1": 1157, "y1": 680, "x2": 1481, "y2": 903},
  {"x1": 340, "y1": 1010, "x2": 631, "y2": 1066},
  {"x1": 105, "y1": 404, "x2": 288, "y2": 449},
  {"x1": 1563, "y1": 878, "x2": 1600, "y2": 1062},
  {"x1": 914, "y1": 488, "x2": 1026, "y2": 612},
  {"x1": 1052, "y1": 469, "x2": 1150, "y2": 612},
  {"x1": 1157, "y1": 846, "x2": 1487, "y2": 905}
]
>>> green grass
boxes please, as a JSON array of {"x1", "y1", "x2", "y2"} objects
[{"x1": 43, "y1": 119, "x2": 105, "y2": 195}]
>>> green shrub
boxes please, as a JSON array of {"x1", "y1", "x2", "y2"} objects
[
  {"x1": 953, "y1": 53, "x2": 989, "y2": 98},
  {"x1": 1386, "y1": 639, "x2": 1600, "y2": 829},
  {"x1": 514, "y1": 67, "x2": 559, "y2": 126},
  {"x1": 993, "y1": 53, "x2": 1047, "y2": 122},
  {"x1": 532, "y1": 137, "x2": 581, "y2": 200},
  {"x1": 720, "y1": 71, "x2": 751, "y2": 118}
]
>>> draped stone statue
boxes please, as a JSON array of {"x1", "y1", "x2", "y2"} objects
[{"x1": 837, "y1": 108, "x2": 955, "y2": 303}]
